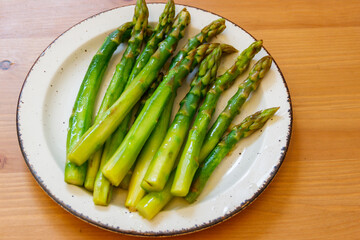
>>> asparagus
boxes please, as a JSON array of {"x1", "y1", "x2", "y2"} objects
[
  {"x1": 169, "y1": 18, "x2": 226, "y2": 69},
  {"x1": 102, "y1": 43, "x2": 219, "y2": 186},
  {"x1": 199, "y1": 56, "x2": 273, "y2": 162},
  {"x1": 118, "y1": 74, "x2": 164, "y2": 191},
  {"x1": 141, "y1": 45, "x2": 230, "y2": 192},
  {"x1": 64, "y1": 22, "x2": 134, "y2": 186},
  {"x1": 185, "y1": 107, "x2": 279, "y2": 203},
  {"x1": 93, "y1": 74, "x2": 163, "y2": 205},
  {"x1": 171, "y1": 40, "x2": 263, "y2": 196},
  {"x1": 67, "y1": 9, "x2": 191, "y2": 166},
  {"x1": 93, "y1": 113, "x2": 131, "y2": 205},
  {"x1": 125, "y1": 94, "x2": 175, "y2": 211},
  {"x1": 122, "y1": 17, "x2": 226, "y2": 194},
  {"x1": 128, "y1": 0, "x2": 175, "y2": 83},
  {"x1": 136, "y1": 171, "x2": 176, "y2": 220},
  {"x1": 84, "y1": 0, "x2": 149, "y2": 191}
]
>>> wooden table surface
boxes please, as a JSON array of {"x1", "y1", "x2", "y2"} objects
[{"x1": 1, "y1": 0, "x2": 360, "y2": 239}]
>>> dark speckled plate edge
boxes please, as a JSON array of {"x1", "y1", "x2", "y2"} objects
[{"x1": 16, "y1": 2, "x2": 293, "y2": 237}]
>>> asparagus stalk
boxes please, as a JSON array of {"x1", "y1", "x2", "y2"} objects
[
  {"x1": 64, "y1": 22, "x2": 133, "y2": 186},
  {"x1": 102, "y1": 43, "x2": 219, "y2": 186},
  {"x1": 199, "y1": 56, "x2": 273, "y2": 162},
  {"x1": 185, "y1": 107, "x2": 279, "y2": 203},
  {"x1": 67, "y1": 9, "x2": 191, "y2": 166},
  {"x1": 169, "y1": 18, "x2": 226, "y2": 69},
  {"x1": 136, "y1": 171, "x2": 176, "y2": 220},
  {"x1": 141, "y1": 45, "x2": 230, "y2": 192},
  {"x1": 171, "y1": 40, "x2": 263, "y2": 196},
  {"x1": 128, "y1": 0, "x2": 175, "y2": 83},
  {"x1": 118, "y1": 74, "x2": 164, "y2": 191},
  {"x1": 93, "y1": 74, "x2": 163, "y2": 205},
  {"x1": 92, "y1": 113, "x2": 131, "y2": 205},
  {"x1": 84, "y1": 0, "x2": 149, "y2": 191},
  {"x1": 125, "y1": 94, "x2": 175, "y2": 211}
]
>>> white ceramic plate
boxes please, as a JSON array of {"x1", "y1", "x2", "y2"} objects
[{"x1": 17, "y1": 3, "x2": 292, "y2": 236}]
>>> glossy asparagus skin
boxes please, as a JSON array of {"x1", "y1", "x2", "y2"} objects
[
  {"x1": 199, "y1": 56, "x2": 273, "y2": 162},
  {"x1": 102, "y1": 43, "x2": 218, "y2": 186},
  {"x1": 128, "y1": 0, "x2": 175, "y2": 83},
  {"x1": 67, "y1": 9, "x2": 191, "y2": 166},
  {"x1": 141, "y1": 45, "x2": 226, "y2": 192},
  {"x1": 169, "y1": 18, "x2": 226, "y2": 69},
  {"x1": 136, "y1": 171, "x2": 176, "y2": 220},
  {"x1": 93, "y1": 71, "x2": 163, "y2": 204},
  {"x1": 64, "y1": 22, "x2": 133, "y2": 186},
  {"x1": 125, "y1": 94, "x2": 175, "y2": 211},
  {"x1": 118, "y1": 74, "x2": 164, "y2": 191},
  {"x1": 84, "y1": 0, "x2": 149, "y2": 191},
  {"x1": 185, "y1": 107, "x2": 279, "y2": 203},
  {"x1": 171, "y1": 40, "x2": 263, "y2": 196}
]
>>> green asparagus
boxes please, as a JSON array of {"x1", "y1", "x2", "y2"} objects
[
  {"x1": 84, "y1": 0, "x2": 149, "y2": 191},
  {"x1": 199, "y1": 56, "x2": 273, "y2": 162},
  {"x1": 93, "y1": 68, "x2": 163, "y2": 204},
  {"x1": 118, "y1": 74, "x2": 164, "y2": 191},
  {"x1": 136, "y1": 171, "x2": 176, "y2": 220},
  {"x1": 169, "y1": 18, "x2": 226, "y2": 69},
  {"x1": 102, "y1": 43, "x2": 219, "y2": 186},
  {"x1": 64, "y1": 22, "x2": 133, "y2": 186},
  {"x1": 92, "y1": 110, "x2": 132, "y2": 205},
  {"x1": 125, "y1": 94, "x2": 175, "y2": 211},
  {"x1": 128, "y1": 0, "x2": 175, "y2": 83},
  {"x1": 185, "y1": 107, "x2": 279, "y2": 203},
  {"x1": 171, "y1": 40, "x2": 263, "y2": 196},
  {"x1": 67, "y1": 9, "x2": 191, "y2": 166},
  {"x1": 141, "y1": 45, "x2": 229, "y2": 192}
]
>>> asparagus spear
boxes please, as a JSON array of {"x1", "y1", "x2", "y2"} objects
[
  {"x1": 169, "y1": 18, "x2": 226, "y2": 69},
  {"x1": 171, "y1": 40, "x2": 263, "y2": 196},
  {"x1": 92, "y1": 113, "x2": 131, "y2": 205},
  {"x1": 64, "y1": 22, "x2": 133, "y2": 186},
  {"x1": 128, "y1": 0, "x2": 175, "y2": 83},
  {"x1": 141, "y1": 45, "x2": 231, "y2": 192},
  {"x1": 93, "y1": 74, "x2": 163, "y2": 205},
  {"x1": 102, "y1": 43, "x2": 219, "y2": 186},
  {"x1": 185, "y1": 107, "x2": 279, "y2": 203},
  {"x1": 84, "y1": 0, "x2": 149, "y2": 191},
  {"x1": 125, "y1": 94, "x2": 175, "y2": 211},
  {"x1": 199, "y1": 56, "x2": 273, "y2": 162},
  {"x1": 136, "y1": 171, "x2": 176, "y2": 220},
  {"x1": 67, "y1": 9, "x2": 191, "y2": 166},
  {"x1": 117, "y1": 74, "x2": 164, "y2": 191}
]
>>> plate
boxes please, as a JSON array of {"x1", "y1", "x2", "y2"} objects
[{"x1": 17, "y1": 3, "x2": 292, "y2": 236}]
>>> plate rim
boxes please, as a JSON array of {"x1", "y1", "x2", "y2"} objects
[{"x1": 16, "y1": 2, "x2": 293, "y2": 237}]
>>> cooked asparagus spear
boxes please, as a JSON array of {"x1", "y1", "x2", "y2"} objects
[
  {"x1": 171, "y1": 40, "x2": 263, "y2": 196},
  {"x1": 64, "y1": 22, "x2": 133, "y2": 186},
  {"x1": 125, "y1": 94, "x2": 175, "y2": 211},
  {"x1": 118, "y1": 74, "x2": 164, "y2": 191},
  {"x1": 136, "y1": 171, "x2": 176, "y2": 220},
  {"x1": 67, "y1": 9, "x2": 191, "y2": 166},
  {"x1": 102, "y1": 43, "x2": 219, "y2": 186},
  {"x1": 128, "y1": 0, "x2": 175, "y2": 83},
  {"x1": 185, "y1": 107, "x2": 279, "y2": 203},
  {"x1": 199, "y1": 56, "x2": 273, "y2": 162},
  {"x1": 93, "y1": 73, "x2": 163, "y2": 205},
  {"x1": 169, "y1": 18, "x2": 226, "y2": 69},
  {"x1": 141, "y1": 45, "x2": 229, "y2": 192},
  {"x1": 84, "y1": 0, "x2": 149, "y2": 191}
]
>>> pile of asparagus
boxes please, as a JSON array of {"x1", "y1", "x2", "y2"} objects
[{"x1": 65, "y1": 0, "x2": 279, "y2": 219}]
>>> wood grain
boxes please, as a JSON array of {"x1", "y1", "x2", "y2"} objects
[{"x1": 1, "y1": 0, "x2": 360, "y2": 239}]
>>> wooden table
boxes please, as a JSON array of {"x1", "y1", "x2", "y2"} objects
[{"x1": 1, "y1": 0, "x2": 360, "y2": 239}]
